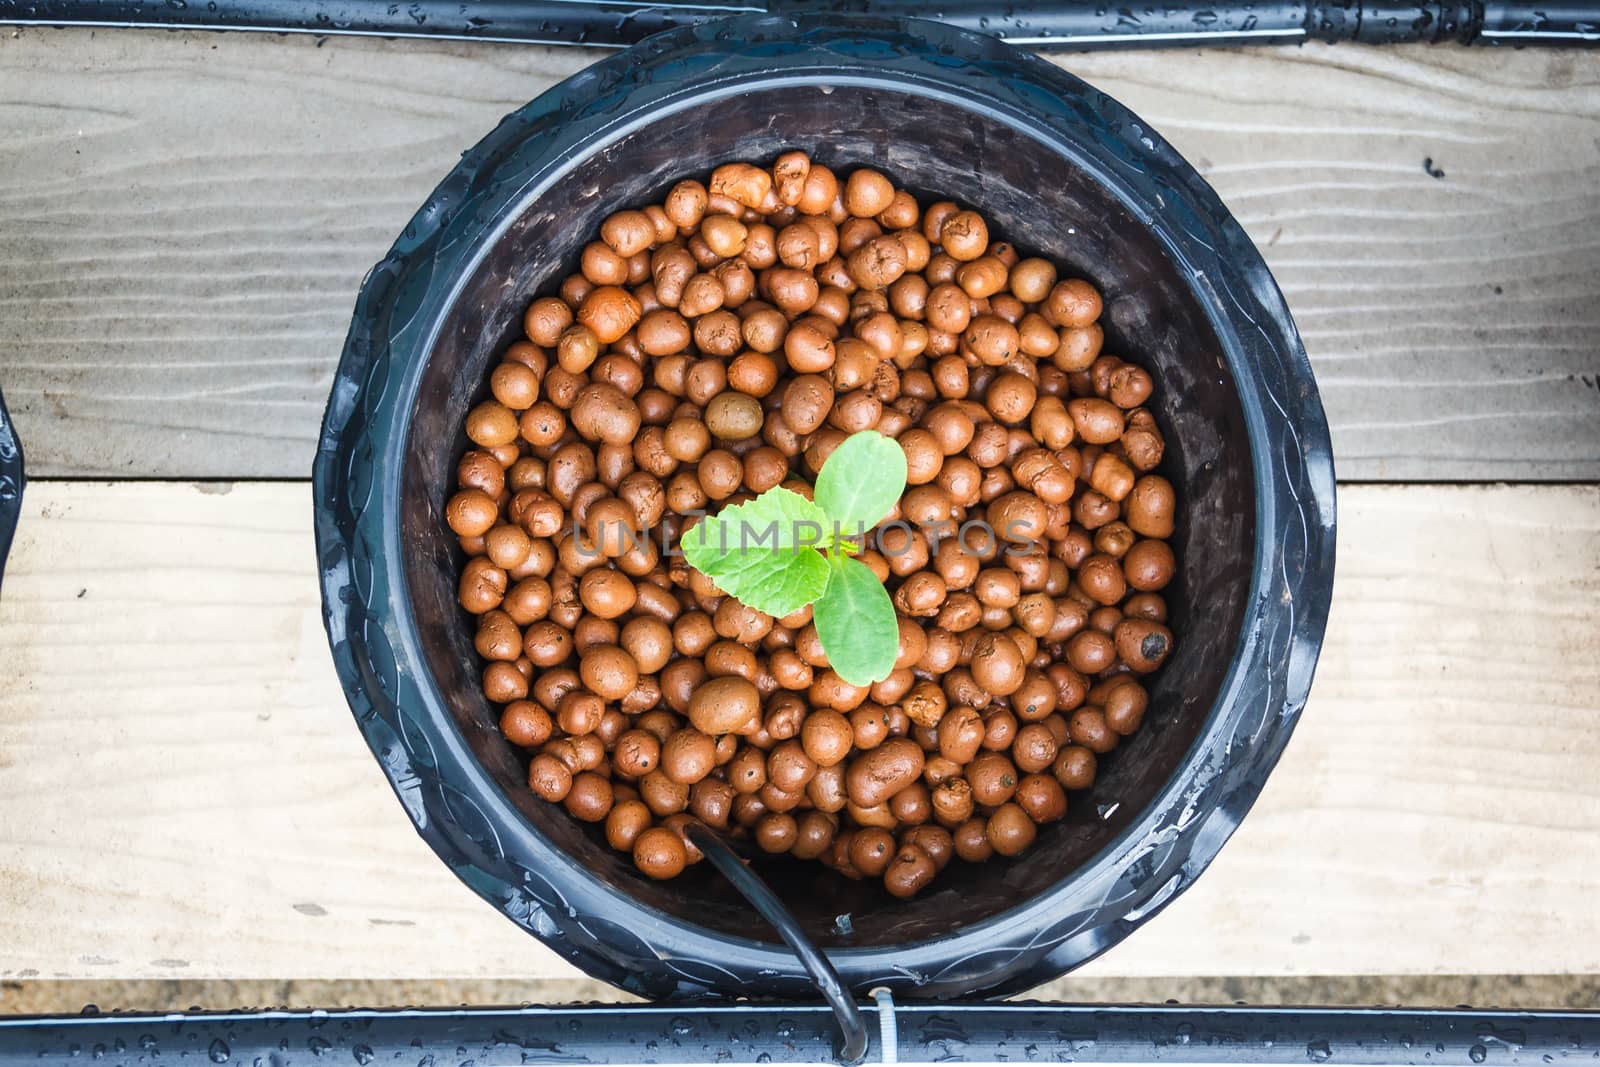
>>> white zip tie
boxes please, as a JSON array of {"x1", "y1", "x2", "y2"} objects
[{"x1": 870, "y1": 987, "x2": 898, "y2": 1064}]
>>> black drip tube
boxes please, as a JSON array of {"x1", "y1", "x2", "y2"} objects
[
  {"x1": 0, "y1": 388, "x2": 22, "y2": 596},
  {"x1": 0, "y1": 0, "x2": 1594, "y2": 47},
  {"x1": 683, "y1": 822, "x2": 870, "y2": 1065}
]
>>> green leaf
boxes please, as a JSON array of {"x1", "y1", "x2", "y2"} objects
[
  {"x1": 813, "y1": 430, "x2": 909, "y2": 547},
  {"x1": 813, "y1": 554, "x2": 900, "y2": 687},
  {"x1": 680, "y1": 488, "x2": 832, "y2": 619}
]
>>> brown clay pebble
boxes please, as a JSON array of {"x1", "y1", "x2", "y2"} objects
[
  {"x1": 845, "y1": 738, "x2": 925, "y2": 808},
  {"x1": 756, "y1": 813, "x2": 800, "y2": 853},
  {"x1": 801, "y1": 709, "x2": 855, "y2": 767},
  {"x1": 606, "y1": 800, "x2": 653, "y2": 851},
  {"x1": 633, "y1": 827, "x2": 688, "y2": 879},
  {"x1": 1126, "y1": 475, "x2": 1177, "y2": 538},
  {"x1": 848, "y1": 827, "x2": 896, "y2": 876},
  {"x1": 1012, "y1": 723, "x2": 1058, "y2": 774},
  {"x1": 1014, "y1": 774, "x2": 1067, "y2": 823},
  {"x1": 688, "y1": 676, "x2": 762, "y2": 736},
  {"x1": 902, "y1": 825, "x2": 954, "y2": 870},
  {"x1": 1047, "y1": 279, "x2": 1102, "y2": 328},
  {"x1": 564, "y1": 772, "x2": 614, "y2": 822},
  {"x1": 501, "y1": 702, "x2": 553, "y2": 748},
  {"x1": 528, "y1": 754, "x2": 572, "y2": 803},
  {"x1": 705, "y1": 392, "x2": 764, "y2": 440},
  {"x1": 578, "y1": 286, "x2": 642, "y2": 345},
  {"x1": 1115, "y1": 618, "x2": 1175, "y2": 672},
  {"x1": 1103, "y1": 679, "x2": 1149, "y2": 735},
  {"x1": 953, "y1": 818, "x2": 993, "y2": 862},
  {"x1": 793, "y1": 811, "x2": 838, "y2": 859},
  {"x1": 447, "y1": 489, "x2": 500, "y2": 538},
  {"x1": 939, "y1": 211, "x2": 988, "y2": 261},
  {"x1": 883, "y1": 844, "x2": 937, "y2": 898},
  {"x1": 967, "y1": 751, "x2": 1018, "y2": 807},
  {"x1": 985, "y1": 802, "x2": 1037, "y2": 856},
  {"x1": 466, "y1": 402, "x2": 519, "y2": 448},
  {"x1": 1120, "y1": 538, "x2": 1174, "y2": 591},
  {"x1": 614, "y1": 729, "x2": 662, "y2": 777},
  {"x1": 1054, "y1": 745, "x2": 1098, "y2": 790},
  {"x1": 580, "y1": 645, "x2": 639, "y2": 701},
  {"x1": 969, "y1": 632, "x2": 1025, "y2": 697}
]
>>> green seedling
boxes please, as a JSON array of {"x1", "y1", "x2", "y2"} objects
[{"x1": 680, "y1": 430, "x2": 909, "y2": 687}]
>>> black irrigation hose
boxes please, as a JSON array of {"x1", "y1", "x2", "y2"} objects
[
  {"x1": 0, "y1": 388, "x2": 23, "y2": 597},
  {"x1": 5, "y1": 1003, "x2": 1600, "y2": 1065},
  {"x1": 0, "y1": 0, "x2": 1595, "y2": 47},
  {"x1": 683, "y1": 822, "x2": 871, "y2": 1065}
]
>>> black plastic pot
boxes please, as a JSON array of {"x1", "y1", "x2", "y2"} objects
[{"x1": 313, "y1": 13, "x2": 1336, "y2": 1001}]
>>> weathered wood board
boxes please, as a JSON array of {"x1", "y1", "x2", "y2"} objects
[
  {"x1": 1, "y1": 481, "x2": 1596, "y2": 980},
  {"x1": 0, "y1": 30, "x2": 1596, "y2": 480}
]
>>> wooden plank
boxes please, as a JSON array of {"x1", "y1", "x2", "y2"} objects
[
  {"x1": 0, "y1": 30, "x2": 1596, "y2": 481},
  {"x1": 0, "y1": 481, "x2": 1596, "y2": 981}
]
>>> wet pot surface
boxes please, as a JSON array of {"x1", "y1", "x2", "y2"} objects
[{"x1": 314, "y1": 14, "x2": 1335, "y2": 1000}]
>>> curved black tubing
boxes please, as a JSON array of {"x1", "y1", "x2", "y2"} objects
[
  {"x1": 0, "y1": 0, "x2": 1594, "y2": 47},
  {"x1": 683, "y1": 822, "x2": 869, "y2": 1065},
  {"x1": 0, "y1": 387, "x2": 23, "y2": 598}
]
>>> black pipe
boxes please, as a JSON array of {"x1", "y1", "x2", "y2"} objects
[
  {"x1": 0, "y1": 0, "x2": 1594, "y2": 46},
  {"x1": 820, "y1": 0, "x2": 1588, "y2": 45},
  {"x1": 0, "y1": 387, "x2": 23, "y2": 597},
  {"x1": 685, "y1": 822, "x2": 870, "y2": 1064},
  {"x1": 4, "y1": 1003, "x2": 1600, "y2": 1066},
  {"x1": 0, "y1": 0, "x2": 755, "y2": 45}
]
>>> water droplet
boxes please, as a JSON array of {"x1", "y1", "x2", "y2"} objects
[
  {"x1": 1176, "y1": 1023, "x2": 1194, "y2": 1045},
  {"x1": 670, "y1": 1016, "x2": 694, "y2": 1037},
  {"x1": 756, "y1": 1055, "x2": 772, "y2": 1064},
  {"x1": 1480, "y1": 1027, "x2": 1527, "y2": 1052},
  {"x1": 138, "y1": 1036, "x2": 158, "y2": 1052},
  {"x1": 309, "y1": 1010, "x2": 330, "y2": 1028},
  {"x1": 308, "y1": 1036, "x2": 333, "y2": 1056},
  {"x1": 80, "y1": 1005, "x2": 100, "y2": 1017},
  {"x1": 68, "y1": 1044, "x2": 82, "y2": 1058},
  {"x1": 353, "y1": 1044, "x2": 375, "y2": 1065},
  {"x1": 209, "y1": 1038, "x2": 231, "y2": 1063},
  {"x1": 1307, "y1": 1040, "x2": 1332, "y2": 1061},
  {"x1": 1471, "y1": 1047, "x2": 1488, "y2": 1063}
]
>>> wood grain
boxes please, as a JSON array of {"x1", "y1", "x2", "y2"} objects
[
  {"x1": 0, "y1": 30, "x2": 1596, "y2": 480},
  {"x1": 0, "y1": 481, "x2": 1596, "y2": 980}
]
